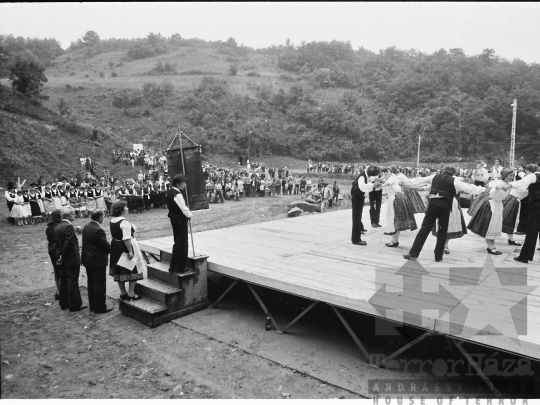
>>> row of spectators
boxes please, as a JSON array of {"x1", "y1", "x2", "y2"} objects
[{"x1": 112, "y1": 149, "x2": 167, "y2": 170}]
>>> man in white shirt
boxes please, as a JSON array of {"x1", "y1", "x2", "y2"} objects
[
  {"x1": 489, "y1": 158, "x2": 503, "y2": 181},
  {"x1": 472, "y1": 162, "x2": 489, "y2": 187},
  {"x1": 166, "y1": 174, "x2": 193, "y2": 274}
]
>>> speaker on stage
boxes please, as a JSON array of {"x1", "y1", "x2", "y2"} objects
[{"x1": 167, "y1": 145, "x2": 209, "y2": 211}]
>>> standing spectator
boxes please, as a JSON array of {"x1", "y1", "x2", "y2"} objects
[
  {"x1": 92, "y1": 128, "x2": 98, "y2": 143},
  {"x1": 80, "y1": 156, "x2": 86, "y2": 172},
  {"x1": 46, "y1": 209, "x2": 62, "y2": 300},
  {"x1": 54, "y1": 206, "x2": 87, "y2": 311},
  {"x1": 109, "y1": 201, "x2": 145, "y2": 300},
  {"x1": 332, "y1": 181, "x2": 340, "y2": 205},
  {"x1": 81, "y1": 210, "x2": 113, "y2": 313},
  {"x1": 166, "y1": 174, "x2": 193, "y2": 274},
  {"x1": 85, "y1": 155, "x2": 91, "y2": 172}
]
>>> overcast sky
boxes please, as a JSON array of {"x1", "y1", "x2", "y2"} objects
[{"x1": 1, "y1": 2, "x2": 539, "y2": 63}]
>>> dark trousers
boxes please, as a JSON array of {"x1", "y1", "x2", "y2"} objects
[
  {"x1": 59, "y1": 265, "x2": 83, "y2": 310},
  {"x1": 85, "y1": 266, "x2": 107, "y2": 312},
  {"x1": 474, "y1": 181, "x2": 485, "y2": 187},
  {"x1": 518, "y1": 202, "x2": 540, "y2": 261},
  {"x1": 170, "y1": 218, "x2": 189, "y2": 272},
  {"x1": 351, "y1": 194, "x2": 365, "y2": 243},
  {"x1": 409, "y1": 199, "x2": 451, "y2": 260},
  {"x1": 369, "y1": 189, "x2": 382, "y2": 225},
  {"x1": 517, "y1": 197, "x2": 530, "y2": 233}
]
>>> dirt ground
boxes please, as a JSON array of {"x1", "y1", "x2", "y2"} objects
[
  {"x1": 2, "y1": 189, "x2": 539, "y2": 399},
  {"x1": 0, "y1": 191, "x2": 363, "y2": 399}
]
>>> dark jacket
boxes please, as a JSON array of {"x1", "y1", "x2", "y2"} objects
[
  {"x1": 54, "y1": 220, "x2": 81, "y2": 266},
  {"x1": 81, "y1": 221, "x2": 111, "y2": 268},
  {"x1": 46, "y1": 221, "x2": 60, "y2": 257}
]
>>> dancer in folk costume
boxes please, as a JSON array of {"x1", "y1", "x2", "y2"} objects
[
  {"x1": 431, "y1": 192, "x2": 468, "y2": 255},
  {"x1": 50, "y1": 184, "x2": 62, "y2": 210},
  {"x1": 42, "y1": 184, "x2": 55, "y2": 219},
  {"x1": 5, "y1": 184, "x2": 17, "y2": 224},
  {"x1": 78, "y1": 185, "x2": 88, "y2": 218},
  {"x1": 133, "y1": 184, "x2": 145, "y2": 213},
  {"x1": 33, "y1": 186, "x2": 46, "y2": 219},
  {"x1": 85, "y1": 184, "x2": 97, "y2": 212},
  {"x1": 467, "y1": 168, "x2": 515, "y2": 255},
  {"x1": 67, "y1": 186, "x2": 81, "y2": 218},
  {"x1": 94, "y1": 184, "x2": 107, "y2": 212},
  {"x1": 151, "y1": 181, "x2": 160, "y2": 208},
  {"x1": 10, "y1": 190, "x2": 27, "y2": 225},
  {"x1": 21, "y1": 188, "x2": 33, "y2": 223},
  {"x1": 395, "y1": 170, "x2": 427, "y2": 214},
  {"x1": 28, "y1": 187, "x2": 43, "y2": 223},
  {"x1": 58, "y1": 184, "x2": 69, "y2": 207},
  {"x1": 380, "y1": 167, "x2": 419, "y2": 248},
  {"x1": 404, "y1": 166, "x2": 485, "y2": 262},
  {"x1": 142, "y1": 182, "x2": 152, "y2": 211},
  {"x1": 514, "y1": 164, "x2": 540, "y2": 264}
]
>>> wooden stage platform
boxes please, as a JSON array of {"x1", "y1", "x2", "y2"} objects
[{"x1": 138, "y1": 203, "x2": 540, "y2": 364}]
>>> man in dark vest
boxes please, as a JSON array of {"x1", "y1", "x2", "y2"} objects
[
  {"x1": 514, "y1": 164, "x2": 540, "y2": 264},
  {"x1": 404, "y1": 166, "x2": 485, "y2": 262},
  {"x1": 166, "y1": 174, "x2": 193, "y2": 273}
]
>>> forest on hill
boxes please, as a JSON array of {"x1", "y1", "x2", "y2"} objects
[{"x1": 1, "y1": 32, "x2": 540, "y2": 169}]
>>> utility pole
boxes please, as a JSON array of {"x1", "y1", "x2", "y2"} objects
[
  {"x1": 509, "y1": 99, "x2": 517, "y2": 167},
  {"x1": 416, "y1": 134, "x2": 421, "y2": 168}
]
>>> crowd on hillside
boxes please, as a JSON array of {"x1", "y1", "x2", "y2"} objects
[{"x1": 112, "y1": 149, "x2": 167, "y2": 170}]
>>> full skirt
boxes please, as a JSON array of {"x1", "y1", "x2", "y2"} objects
[
  {"x1": 403, "y1": 187, "x2": 426, "y2": 214},
  {"x1": 501, "y1": 194, "x2": 520, "y2": 235},
  {"x1": 393, "y1": 192, "x2": 418, "y2": 232},
  {"x1": 109, "y1": 238, "x2": 145, "y2": 282}
]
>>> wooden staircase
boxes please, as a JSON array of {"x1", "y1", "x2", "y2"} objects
[{"x1": 119, "y1": 252, "x2": 209, "y2": 327}]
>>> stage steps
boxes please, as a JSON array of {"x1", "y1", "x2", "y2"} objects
[{"x1": 118, "y1": 252, "x2": 209, "y2": 327}]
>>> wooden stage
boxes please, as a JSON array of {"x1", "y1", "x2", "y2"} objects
[{"x1": 138, "y1": 203, "x2": 540, "y2": 363}]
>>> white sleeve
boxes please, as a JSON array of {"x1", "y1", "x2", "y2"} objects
[
  {"x1": 489, "y1": 181, "x2": 508, "y2": 201},
  {"x1": 454, "y1": 179, "x2": 485, "y2": 195},
  {"x1": 357, "y1": 177, "x2": 374, "y2": 193},
  {"x1": 174, "y1": 192, "x2": 193, "y2": 218},
  {"x1": 120, "y1": 220, "x2": 132, "y2": 240},
  {"x1": 510, "y1": 173, "x2": 537, "y2": 192},
  {"x1": 5, "y1": 191, "x2": 15, "y2": 202}
]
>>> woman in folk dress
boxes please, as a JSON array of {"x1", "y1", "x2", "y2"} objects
[
  {"x1": 468, "y1": 168, "x2": 515, "y2": 255},
  {"x1": 77, "y1": 185, "x2": 88, "y2": 218},
  {"x1": 94, "y1": 184, "x2": 107, "y2": 212},
  {"x1": 28, "y1": 188, "x2": 43, "y2": 224},
  {"x1": 380, "y1": 167, "x2": 420, "y2": 248},
  {"x1": 85, "y1": 184, "x2": 97, "y2": 212},
  {"x1": 41, "y1": 185, "x2": 55, "y2": 219},
  {"x1": 50, "y1": 184, "x2": 62, "y2": 210},
  {"x1": 21, "y1": 188, "x2": 33, "y2": 224},
  {"x1": 10, "y1": 190, "x2": 27, "y2": 225}
]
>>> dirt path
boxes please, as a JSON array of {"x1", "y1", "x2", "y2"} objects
[{"x1": 0, "y1": 194, "x2": 362, "y2": 399}]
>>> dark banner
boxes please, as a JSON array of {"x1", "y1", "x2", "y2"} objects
[{"x1": 167, "y1": 145, "x2": 209, "y2": 211}]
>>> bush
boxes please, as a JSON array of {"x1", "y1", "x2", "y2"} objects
[
  {"x1": 112, "y1": 89, "x2": 142, "y2": 108},
  {"x1": 84, "y1": 73, "x2": 89, "y2": 78},
  {"x1": 229, "y1": 64, "x2": 238, "y2": 76},
  {"x1": 99, "y1": 71, "x2": 104, "y2": 78},
  {"x1": 112, "y1": 71, "x2": 118, "y2": 77},
  {"x1": 247, "y1": 71, "x2": 261, "y2": 77},
  {"x1": 149, "y1": 60, "x2": 176, "y2": 74},
  {"x1": 70, "y1": 71, "x2": 76, "y2": 76}
]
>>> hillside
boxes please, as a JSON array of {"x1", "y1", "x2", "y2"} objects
[{"x1": 2, "y1": 36, "x2": 540, "y2": 185}]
